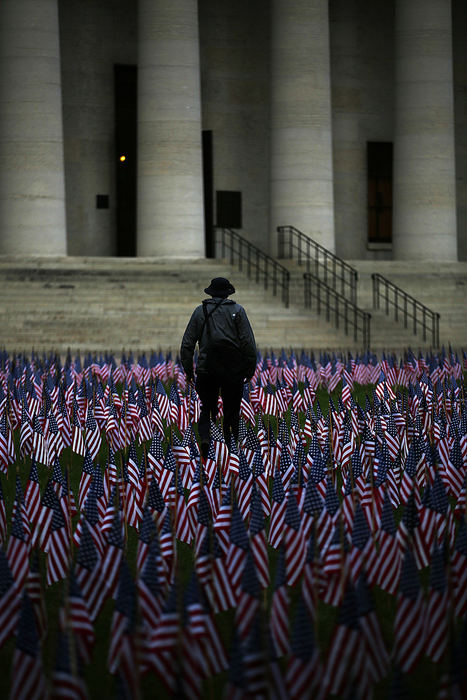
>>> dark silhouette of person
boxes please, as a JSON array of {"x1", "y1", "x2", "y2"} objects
[{"x1": 180, "y1": 277, "x2": 257, "y2": 457}]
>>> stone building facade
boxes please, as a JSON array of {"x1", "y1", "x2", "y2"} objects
[{"x1": 0, "y1": 0, "x2": 466, "y2": 261}]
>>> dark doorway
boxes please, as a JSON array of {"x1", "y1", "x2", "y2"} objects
[
  {"x1": 114, "y1": 64, "x2": 137, "y2": 256},
  {"x1": 202, "y1": 130, "x2": 214, "y2": 257},
  {"x1": 216, "y1": 191, "x2": 242, "y2": 229},
  {"x1": 367, "y1": 142, "x2": 393, "y2": 244}
]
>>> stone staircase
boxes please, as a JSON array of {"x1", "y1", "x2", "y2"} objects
[
  {"x1": 0, "y1": 256, "x2": 345, "y2": 356},
  {"x1": 0, "y1": 256, "x2": 466, "y2": 356},
  {"x1": 279, "y1": 258, "x2": 467, "y2": 352},
  {"x1": 349, "y1": 260, "x2": 467, "y2": 352}
]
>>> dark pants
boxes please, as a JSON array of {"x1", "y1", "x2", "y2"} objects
[{"x1": 195, "y1": 373, "x2": 244, "y2": 445}]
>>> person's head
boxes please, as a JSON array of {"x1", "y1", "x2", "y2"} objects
[{"x1": 204, "y1": 277, "x2": 235, "y2": 298}]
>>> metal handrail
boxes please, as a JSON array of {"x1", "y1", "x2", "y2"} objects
[
  {"x1": 277, "y1": 225, "x2": 358, "y2": 304},
  {"x1": 372, "y1": 273, "x2": 440, "y2": 347},
  {"x1": 304, "y1": 272, "x2": 371, "y2": 348},
  {"x1": 215, "y1": 227, "x2": 290, "y2": 307}
]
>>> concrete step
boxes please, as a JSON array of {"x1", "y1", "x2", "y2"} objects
[
  {"x1": 279, "y1": 257, "x2": 467, "y2": 350},
  {"x1": 0, "y1": 256, "x2": 349, "y2": 354},
  {"x1": 1, "y1": 256, "x2": 465, "y2": 354}
]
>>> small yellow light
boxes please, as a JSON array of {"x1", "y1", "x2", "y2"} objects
[{"x1": 119, "y1": 155, "x2": 126, "y2": 162}]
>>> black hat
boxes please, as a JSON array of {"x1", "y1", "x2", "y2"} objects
[{"x1": 204, "y1": 277, "x2": 235, "y2": 297}]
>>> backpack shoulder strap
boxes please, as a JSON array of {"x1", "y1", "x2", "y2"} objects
[{"x1": 200, "y1": 299, "x2": 223, "y2": 340}]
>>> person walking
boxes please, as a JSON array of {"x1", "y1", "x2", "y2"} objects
[{"x1": 180, "y1": 277, "x2": 257, "y2": 457}]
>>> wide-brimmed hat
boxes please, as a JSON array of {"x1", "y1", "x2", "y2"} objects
[{"x1": 204, "y1": 277, "x2": 235, "y2": 297}]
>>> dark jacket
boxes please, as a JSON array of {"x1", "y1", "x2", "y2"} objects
[{"x1": 180, "y1": 297, "x2": 257, "y2": 380}]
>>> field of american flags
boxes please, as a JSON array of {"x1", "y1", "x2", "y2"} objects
[{"x1": 1, "y1": 348, "x2": 467, "y2": 698}]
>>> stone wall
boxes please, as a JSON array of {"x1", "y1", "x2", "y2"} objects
[
  {"x1": 199, "y1": 0, "x2": 270, "y2": 251},
  {"x1": 330, "y1": 0, "x2": 394, "y2": 260},
  {"x1": 59, "y1": 0, "x2": 136, "y2": 256},
  {"x1": 453, "y1": 0, "x2": 467, "y2": 260}
]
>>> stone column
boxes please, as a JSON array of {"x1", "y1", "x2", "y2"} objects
[
  {"x1": 330, "y1": 0, "x2": 366, "y2": 259},
  {"x1": 270, "y1": 0, "x2": 335, "y2": 255},
  {"x1": 0, "y1": 0, "x2": 67, "y2": 255},
  {"x1": 137, "y1": 0, "x2": 205, "y2": 258},
  {"x1": 393, "y1": 0, "x2": 457, "y2": 260}
]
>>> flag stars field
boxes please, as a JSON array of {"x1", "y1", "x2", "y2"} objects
[{"x1": 0, "y1": 348, "x2": 467, "y2": 698}]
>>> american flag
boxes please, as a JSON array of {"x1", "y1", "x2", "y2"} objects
[
  {"x1": 136, "y1": 505, "x2": 157, "y2": 573},
  {"x1": 225, "y1": 630, "x2": 247, "y2": 699},
  {"x1": 425, "y1": 543, "x2": 449, "y2": 663},
  {"x1": 286, "y1": 592, "x2": 322, "y2": 700},
  {"x1": 300, "y1": 477, "x2": 323, "y2": 541},
  {"x1": 268, "y1": 469, "x2": 287, "y2": 549},
  {"x1": 138, "y1": 540, "x2": 164, "y2": 669},
  {"x1": 78, "y1": 451, "x2": 95, "y2": 512},
  {"x1": 59, "y1": 568, "x2": 95, "y2": 665},
  {"x1": 284, "y1": 488, "x2": 306, "y2": 586},
  {"x1": 84, "y1": 406, "x2": 101, "y2": 461},
  {"x1": 147, "y1": 580, "x2": 179, "y2": 661},
  {"x1": 0, "y1": 548, "x2": 21, "y2": 649},
  {"x1": 24, "y1": 459, "x2": 41, "y2": 531},
  {"x1": 9, "y1": 593, "x2": 47, "y2": 700},
  {"x1": 194, "y1": 487, "x2": 211, "y2": 557},
  {"x1": 270, "y1": 546, "x2": 290, "y2": 657},
  {"x1": 75, "y1": 520, "x2": 105, "y2": 621},
  {"x1": 184, "y1": 572, "x2": 227, "y2": 677},
  {"x1": 241, "y1": 612, "x2": 269, "y2": 698},
  {"x1": 51, "y1": 629, "x2": 89, "y2": 700},
  {"x1": 174, "y1": 472, "x2": 192, "y2": 544},
  {"x1": 236, "y1": 451, "x2": 253, "y2": 520},
  {"x1": 26, "y1": 550, "x2": 47, "y2": 643},
  {"x1": 19, "y1": 401, "x2": 33, "y2": 459},
  {"x1": 145, "y1": 474, "x2": 167, "y2": 531},
  {"x1": 323, "y1": 581, "x2": 362, "y2": 696},
  {"x1": 7, "y1": 502, "x2": 30, "y2": 591},
  {"x1": 107, "y1": 559, "x2": 137, "y2": 684},
  {"x1": 374, "y1": 490, "x2": 401, "y2": 594},
  {"x1": 392, "y1": 548, "x2": 426, "y2": 673},
  {"x1": 211, "y1": 531, "x2": 236, "y2": 613},
  {"x1": 248, "y1": 483, "x2": 269, "y2": 588},
  {"x1": 235, "y1": 547, "x2": 260, "y2": 641},
  {"x1": 213, "y1": 486, "x2": 232, "y2": 556},
  {"x1": 159, "y1": 510, "x2": 176, "y2": 586},
  {"x1": 356, "y1": 573, "x2": 390, "y2": 684},
  {"x1": 0, "y1": 475, "x2": 7, "y2": 545},
  {"x1": 46, "y1": 496, "x2": 70, "y2": 586},
  {"x1": 452, "y1": 517, "x2": 467, "y2": 618},
  {"x1": 226, "y1": 503, "x2": 249, "y2": 598},
  {"x1": 31, "y1": 414, "x2": 48, "y2": 466},
  {"x1": 0, "y1": 409, "x2": 16, "y2": 474},
  {"x1": 101, "y1": 507, "x2": 125, "y2": 599}
]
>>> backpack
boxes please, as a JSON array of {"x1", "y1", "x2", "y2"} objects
[{"x1": 201, "y1": 300, "x2": 249, "y2": 382}]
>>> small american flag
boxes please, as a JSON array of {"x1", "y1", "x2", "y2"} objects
[{"x1": 9, "y1": 593, "x2": 47, "y2": 700}]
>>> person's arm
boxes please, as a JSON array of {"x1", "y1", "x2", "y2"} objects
[
  {"x1": 180, "y1": 307, "x2": 203, "y2": 380},
  {"x1": 236, "y1": 308, "x2": 257, "y2": 380}
]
